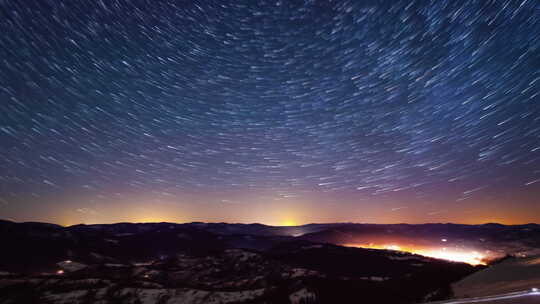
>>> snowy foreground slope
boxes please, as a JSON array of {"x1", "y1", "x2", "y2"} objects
[
  {"x1": 451, "y1": 255, "x2": 540, "y2": 297},
  {"x1": 426, "y1": 255, "x2": 540, "y2": 304},
  {"x1": 426, "y1": 289, "x2": 540, "y2": 304}
]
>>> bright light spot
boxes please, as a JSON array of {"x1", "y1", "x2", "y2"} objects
[
  {"x1": 56, "y1": 270, "x2": 64, "y2": 275},
  {"x1": 65, "y1": 260, "x2": 72, "y2": 264},
  {"x1": 532, "y1": 287, "x2": 539, "y2": 292},
  {"x1": 343, "y1": 243, "x2": 486, "y2": 266},
  {"x1": 384, "y1": 244, "x2": 401, "y2": 251},
  {"x1": 441, "y1": 238, "x2": 447, "y2": 242},
  {"x1": 416, "y1": 249, "x2": 485, "y2": 266}
]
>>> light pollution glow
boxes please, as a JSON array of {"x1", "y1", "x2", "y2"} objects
[
  {"x1": 5, "y1": 188, "x2": 540, "y2": 228},
  {"x1": 343, "y1": 243, "x2": 486, "y2": 266}
]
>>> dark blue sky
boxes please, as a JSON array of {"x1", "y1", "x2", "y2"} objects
[{"x1": 1, "y1": 0, "x2": 539, "y2": 225}]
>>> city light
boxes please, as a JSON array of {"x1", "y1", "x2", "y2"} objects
[{"x1": 343, "y1": 243, "x2": 486, "y2": 266}]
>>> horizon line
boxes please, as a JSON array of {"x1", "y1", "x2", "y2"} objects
[{"x1": 1, "y1": 218, "x2": 539, "y2": 227}]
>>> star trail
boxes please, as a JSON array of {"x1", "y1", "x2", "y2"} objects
[{"x1": 1, "y1": 0, "x2": 539, "y2": 225}]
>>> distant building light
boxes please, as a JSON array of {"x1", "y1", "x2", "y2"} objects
[
  {"x1": 532, "y1": 287, "x2": 539, "y2": 292},
  {"x1": 441, "y1": 239, "x2": 447, "y2": 242},
  {"x1": 56, "y1": 270, "x2": 64, "y2": 275},
  {"x1": 384, "y1": 245, "x2": 401, "y2": 251},
  {"x1": 65, "y1": 260, "x2": 72, "y2": 264}
]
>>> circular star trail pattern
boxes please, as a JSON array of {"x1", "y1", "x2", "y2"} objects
[{"x1": 0, "y1": 0, "x2": 539, "y2": 219}]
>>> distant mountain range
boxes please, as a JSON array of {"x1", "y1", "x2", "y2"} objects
[{"x1": 1, "y1": 220, "x2": 539, "y2": 304}]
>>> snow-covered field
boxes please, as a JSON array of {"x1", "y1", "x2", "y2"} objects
[
  {"x1": 427, "y1": 289, "x2": 540, "y2": 304},
  {"x1": 425, "y1": 255, "x2": 540, "y2": 304},
  {"x1": 452, "y1": 255, "x2": 540, "y2": 298}
]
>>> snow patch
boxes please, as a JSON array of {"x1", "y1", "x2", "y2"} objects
[{"x1": 289, "y1": 288, "x2": 316, "y2": 304}]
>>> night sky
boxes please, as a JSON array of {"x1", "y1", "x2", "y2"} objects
[{"x1": 1, "y1": 0, "x2": 539, "y2": 226}]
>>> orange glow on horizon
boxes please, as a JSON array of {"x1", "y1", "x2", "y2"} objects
[
  {"x1": 278, "y1": 219, "x2": 298, "y2": 226},
  {"x1": 344, "y1": 243, "x2": 486, "y2": 266}
]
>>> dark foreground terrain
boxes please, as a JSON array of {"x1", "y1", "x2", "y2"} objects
[{"x1": 2, "y1": 220, "x2": 538, "y2": 303}]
